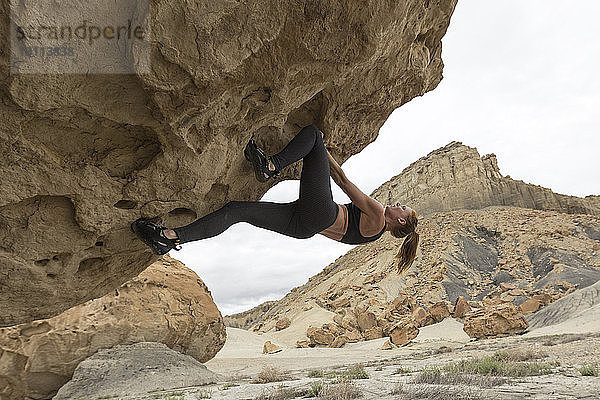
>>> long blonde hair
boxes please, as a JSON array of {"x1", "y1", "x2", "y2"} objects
[{"x1": 389, "y1": 209, "x2": 419, "y2": 274}]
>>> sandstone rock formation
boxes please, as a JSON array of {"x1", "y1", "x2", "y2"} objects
[
  {"x1": 226, "y1": 205, "x2": 600, "y2": 347},
  {"x1": 0, "y1": 255, "x2": 225, "y2": 400},
  {"x1": 372, "y1": 142, "x2": 600, "y2": 217},
  {"x1": 463, "y1": 303, "x2": 528, "y2": 338},
  {"x1": 224, "y1": 300, "x2": 279, "y2": 329},
  {"x1": 53, "y1": 342, "x2": 219, "y2": 400},
  {"x1": 527, "y1": 279, "x2": 600, "y2": 330},
  {"x1": 0, "y1": 0, "x2": 458, "y2": 326}
]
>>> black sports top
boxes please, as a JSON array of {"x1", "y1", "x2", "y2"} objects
[{"x1": 340, "y1": 202, "x2": 386, "y2": 245}]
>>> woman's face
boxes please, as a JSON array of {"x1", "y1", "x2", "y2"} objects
[{"x1": 385, "y1": 203, "x2": 413, "y2": 226}]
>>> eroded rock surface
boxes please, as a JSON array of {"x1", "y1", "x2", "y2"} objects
[
  {"x1": 0, "y1": 255, "x2": 225, "y2": 400},
  {"x1": 527, "y1": 279, "x2": 600, "y2": 330},
  {"x1": 372, "y1": 142, "x2": 600, "y2": 217},
  {"x1": 0, "y1": 0, "x2": 458, "y2": 325},
  {"x1": 53, "y1": 342, "x2": 220, "y2": 400},
  {"x1": 463, "y1": 303, "x2": 528, "y2": 338}
]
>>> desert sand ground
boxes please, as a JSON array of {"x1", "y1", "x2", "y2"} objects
[{"x1": 91, "y1": 311, "x2": 599, "y2": 400}]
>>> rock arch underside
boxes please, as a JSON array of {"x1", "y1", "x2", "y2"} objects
[{"x1": 0, "y1": 0, "x2": 458, "y2": 325}]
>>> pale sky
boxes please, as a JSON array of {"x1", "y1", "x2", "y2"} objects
[{"x1": 174, "y1": 1, "x2": 600, "y2": 316}]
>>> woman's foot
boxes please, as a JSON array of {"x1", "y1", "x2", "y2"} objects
[
  {"x1": 130, "y1": 218, "x2": 182, "y2": 255},
  {"x1": 162, "y1": 229, "x2": 179, "y2": 239},
  {"x1": 244, "y1": 139, "x2": 280, "y2": 182}
]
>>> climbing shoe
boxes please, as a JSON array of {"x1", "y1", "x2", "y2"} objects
[
  {"x1": 130, "y1": 218, "x2": 182, "y2": 255},
  {"x1": 244, "y1": 139, "x2": 279, "y2": 182}
]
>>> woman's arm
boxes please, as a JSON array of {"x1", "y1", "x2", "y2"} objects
[
  {"x1": 326, "y1": 149, "x2": 348, "y2": 187},
  {"x1": 326, "y1": 149, "x2": 384, "y2": 216}
]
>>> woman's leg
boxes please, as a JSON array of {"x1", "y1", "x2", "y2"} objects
[
  {"x1": 172, "y1": 125, "x2": 336, "y2": 244},
  {"x1": 271, "y1": 125, "x2": 338, "y2": 233},
  {"x1": 172, "y1": 200, "x2": 309, "y2": 243}
]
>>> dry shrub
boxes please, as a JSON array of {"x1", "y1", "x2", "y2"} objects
[
  {"x1": 251, "y1": 366, "x2": 293, "y2": 384},
  {"x1": 412, "y1": 368, "x2": 506, "y2": 387},
  {"x1": 253, "y1": 384, "x2": 307, "y2": 400},
  {"x1": 389, "y1": 383, "x2": 483, "y2": 400},
  {"x1": 494, "y1": 347, "x2": 548, "y2": 361},
  {"x1": 318, "y1": 378, "x2": 362, "y2": 400}
]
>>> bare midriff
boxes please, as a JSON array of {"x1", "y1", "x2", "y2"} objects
[{"x1": 318, "y1": 204, "x2": 348, "y2": 241}]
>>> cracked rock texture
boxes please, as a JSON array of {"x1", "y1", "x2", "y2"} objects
[
  {"x1": 0, "y1": 255, "x2": 225, "y2": 400},
  {"x1": 0, "y1": 0, "x2": 458, "y2": 326}
]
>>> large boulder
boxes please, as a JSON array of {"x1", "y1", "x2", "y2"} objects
[
  {"x1": 389, "y1": 318, "x2": 419, "y2": 346},
  {"x1": 306, "y1": 325, "x2": 338, "y2": 346},
  {"x1": 453, "y1": 296, "x2": 471, "y2": 319},
  {"x1": 463, "y1": 303, "x2": 528, "y2": 338},
  {"x1": 275, "y1": 317, "x2": 291, "y2": 331},
  {"x1": 53, "y1": 342, "x2": 219, "y2": 400},
  {"x1": 0, "y1": 0, "x2": 459, "y2": 326},
  {"x1": 429, "y1": 301, "x2": 451, "y2": 323},
  {"x1": 0, "y1": 255, "x2": 225, "y2": 400}
]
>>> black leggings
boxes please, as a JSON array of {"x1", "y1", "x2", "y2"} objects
[{"x1": 172, "y1": 125, "x2": 339, "y2": 243}]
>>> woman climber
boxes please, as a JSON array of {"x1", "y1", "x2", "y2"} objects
[{"x1": 131, "y1": 124, "x2": 420, "y2": 274}]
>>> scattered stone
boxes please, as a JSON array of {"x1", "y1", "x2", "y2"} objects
[
  {"x1": 307, "y1": 326, "x2": 334, "y2": 346},
  {"x1": 363, "y1": 326, "x2": 384, "y2": 340},
  {"x1": 519, "y1": 298, "x2": 541, "y2": 315},
  {"x1": 532, "y1": 293, "x2": 553, "y2": 306},
  {"x1": 263, "y1": 341, "x2": 282, "y2": 354},
  {"x1": 332, "y1": 297, "x2": 351, "y2": 308},
  {"x1": 275, "y1": 317, "x2": 291, "y2": 331},
  {"x1": 356, "y1": 311, "x2": 378, "y2": 332},
  {"x1": 500, "y1": 282, "x2": 517, "y2": 291},
  {"x1": 344, "y1": 329, "x2": 363, "y2": 342},
  {"x1": 391, "y1": 293, "x2": 416, "y2": 313},
  {"x1": 329, "y1": 335, "x2": 349, "y2": 348},
  {"x1": 429, "y1": 301, "x2": 451, "y2": 323},
  {"x1": 453, "y1": 296, "x2": 471, "y2": 319},
  {"x1": 494, "y1": 271, "x2": 514, "y2": 285},
  {"x1": 380, "y1": 339, "x2": 395, "y2": 350},
  {"x1": 333, "y1": 310, "x2": 359, "y2": 331},
  {"x1": 296, "y1": 339, "x2": 311, "y2": 348},
  {"x1": 412, "y1": 306, "x2": 434, "y2": 327},
  {"x1": 508, "y1": 288, "x2": 525, "y2": 296},
  {"x1": 389, "y1": 319, "x2": 419, "y2": 346}
]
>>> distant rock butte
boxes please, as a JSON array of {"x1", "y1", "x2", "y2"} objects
[
  {"x1": 0, "y1": 255, "x2": 225, "y2": 400},
  {"x1": 371, "y1": 141, "x2": 600, "y2": 217},
  {"x1": 0, "y1": 1, "x2": 458, "y2": 326}
]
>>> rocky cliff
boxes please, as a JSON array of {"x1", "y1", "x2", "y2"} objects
[
  {"x1": 372, "y1": 141, "x2": 600, "y2": 217},
  {"x1": 0, "y1": 0, "x2": 458, "y2": 325}
]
